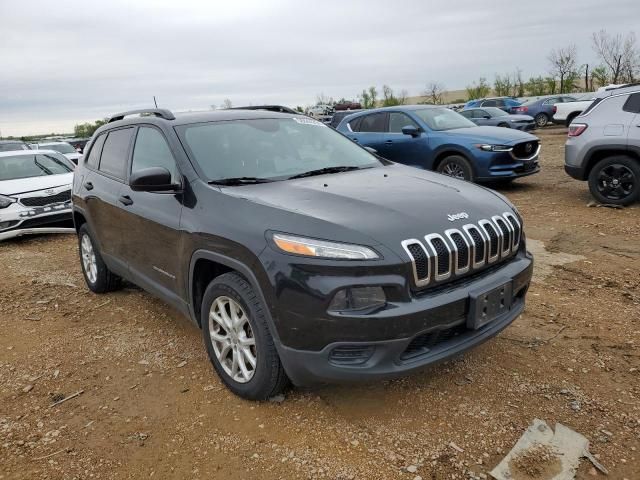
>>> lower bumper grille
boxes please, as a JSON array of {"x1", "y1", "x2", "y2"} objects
[
  {"x1": 329, "y1": 345, "x2": 375, "y2": 366},
  {"x1": 401, "y1": 324, "x2": 467, "y2": 361},
  {"x1": 20, "y1": 190, "x2": 71, "y2": 207}
]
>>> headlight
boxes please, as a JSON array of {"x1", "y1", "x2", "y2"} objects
[
  {"x1": 328, "y1": 286, "x2": 386, "y2": 312},
  {"x1": 0, "y1": 195, "x2": 17, "y2": 209},
  {"x1": 475, "y1": 144, "x2": 513, "y2": 152},
  {"x1": 272, "y1": 233, "x2": 379, "y2": 260}
]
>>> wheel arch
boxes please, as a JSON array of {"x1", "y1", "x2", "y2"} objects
[
  {"x1": 432, "y1": 148, "x2": 477, "y2": 176},
  {"x1": 583, "y1": 146, "x2": 640, "y2": 180}
]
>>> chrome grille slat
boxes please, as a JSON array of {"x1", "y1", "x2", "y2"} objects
[
  {"x1": 402, "y1": 213, "x2": 521, "y2": 289},
  {"x1": 425, "y1": 233, "x2": 451, "y2": 281}
]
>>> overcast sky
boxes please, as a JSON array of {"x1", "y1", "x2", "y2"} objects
[{"x1": 1, "y1": 0, "x2": 638, "y2": 136}]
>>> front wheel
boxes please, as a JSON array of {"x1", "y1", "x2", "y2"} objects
[
  {"x1": 201, "y1": 272, "x2": 289, "y2": 400},
  {"x1": 588, "y1": 156, "x2": 640, "y2": 206},
  {"x1": 534, "y1": 113, "x2": 549, "y2": 127},
  {"x1": 436, "y1": 155, "x2": 474, "y2": 182}
]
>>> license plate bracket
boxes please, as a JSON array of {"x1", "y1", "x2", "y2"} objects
[{"x1": 467, "y1": 280, "x2": 513, "y2": 330}]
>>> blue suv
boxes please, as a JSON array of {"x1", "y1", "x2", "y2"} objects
[{"x1": 337, "y1": 106, "x2": 541, "y2": 183}]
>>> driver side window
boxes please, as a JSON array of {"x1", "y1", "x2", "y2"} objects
[{"x1": 131, "y1": 127, "x2": 178, "y2": 183}]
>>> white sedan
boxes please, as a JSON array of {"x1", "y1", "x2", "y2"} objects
[
  {"x1": 36, "y1": 141, "x2": 82, "y2": 164},
  {"x1": 0, "y1": 150, "x2": 75, "y2": 241}
]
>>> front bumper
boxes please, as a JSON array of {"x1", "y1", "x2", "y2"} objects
[
  {"x1": 274, "y1": 251, "x2": 533, "y2": 386},
  {"x1": 0, "y1": 207, "x2": 73, "y2": 241}
]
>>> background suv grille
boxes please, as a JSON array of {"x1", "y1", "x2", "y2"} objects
[{"x1": 402, "y1": 213, "x2": 520, "y2": 289}]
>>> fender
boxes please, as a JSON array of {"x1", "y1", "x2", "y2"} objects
[
  {"x1": 431, "y1": 146, "x2": 477, "y2": 176},
  {"x1": 187, "y1": 249, "x2": 284, "y2": 348},
  {"x1": 581, "y1": 144, "x2": 636, "y2": 180}
]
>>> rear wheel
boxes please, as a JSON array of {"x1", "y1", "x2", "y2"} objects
[
  {"x1": 201, "y1": 272, "x2": 289, "y2": 400},
  {"x1": 588, "y1": 156, "x2": 640, "y2": 206},
  {"x1": 436, "y1": 155, "x2": 474, "y2": 182},
  {"x1": 78, "y1": 224, "x2": 121, "y2": 293},
  {"x1": 534, "y1": 113, "x2": 549, "y2": 127}
]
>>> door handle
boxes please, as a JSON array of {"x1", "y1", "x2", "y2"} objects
[
  {"x1": 118, "y1": 195, "x2": 133, "y2": 206},
  {"x1": 385, "y1": 140, "x2": 393, "y2": 144},
  {"x1": 351, "y1": 137, "x2": 359, "y2": 142},
  {"x1": 83, "y1": 181, "x2": 93, "y2": 191}
]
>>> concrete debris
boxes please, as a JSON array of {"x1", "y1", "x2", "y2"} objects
[{"x1": 490, "y1": 419, "x2": 605, "y2": 480}]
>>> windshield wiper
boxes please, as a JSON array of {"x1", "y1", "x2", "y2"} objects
[
  {"x1": 208, "y1": 176, "x2": 276, "y2": 186},
  {"x1": 287, "y1": 166, "x2": 365, "y2": 180}
]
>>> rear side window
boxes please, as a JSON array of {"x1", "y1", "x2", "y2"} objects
[
  {"x1": 359, "y1": 113, "x2": 387, "y2": 132},
  {"x1": 388, "y1": 112, "x2": 419, "y2": 133},
  {"x1": 460, "y1": 110, "x2": 472, "y2": 118},
  {"x1": 99, "y1": 128, "x2": 134, "y2": 180},
  {"x1": 131, "y1": 127, "x2": 178, "y2": 182},
  {"x1": 86, "y1": 134, "x2": 106, "y2": 169},
  {"x1": 348, "y1": 116, "x2": 363, "y2": 132},
  {"x1": 623, "y1": 93, "x2": 640, "y2": 113},
  {"x1": 482, "y1": 99, "x2": 497, "y2": 107}
]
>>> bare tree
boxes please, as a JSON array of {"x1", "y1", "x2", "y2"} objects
[
  {"x1": 592, "y1": 30, "x2": 639, "y2": 84},
  {"x1": 493, "y1": 74, "x2": 513, "y2": 97},
  {"x1": 423, "y1": 82, "x2": 445, "y2": 104},
  {"x1": 590, "y1": 65, "x2": 609, "y2": 89},
  {"x1": 548, "y1": 44, "x2": 578, "y2": 93},
  {"x1": 360, "y1": 86, "x2": 378, "y2": 109},
  {"x1": 222, "y1": 98, "x2": 233, "y2": 109},
  {"x1": 316, "y1": 92, "x2": 333, "y2": 106}
]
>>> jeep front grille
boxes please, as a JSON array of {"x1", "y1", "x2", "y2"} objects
[{"x1": 402, "y1": 213, "x2": 521, "y2": 288}]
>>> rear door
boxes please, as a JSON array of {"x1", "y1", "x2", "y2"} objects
[
  {"x1": 84, "y1": 127, "x2": 135, "y2": 272},
  {"x1": 473, "y1": 109, "x2": 491, "y2": 126},
  {"x1": 623, "y1": 93, "x2": 640, "y2": 150},
  {"x1": 375, "y1": 112, "x2": 426, "y2": 165},
  {"x1": 118, "y1": 126, "x2": 184, "y2": 295},
  {"x1": 344, "y1": 112, "x2": 388, "y2": 152}
]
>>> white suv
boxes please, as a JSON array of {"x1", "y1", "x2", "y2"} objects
[{"x1": 564, "y1": 83, "x2": 640, "y2": 205}]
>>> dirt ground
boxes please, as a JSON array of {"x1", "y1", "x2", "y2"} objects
[{"x1": 1, "y1": 127, "x2": 638, "y2": 480}]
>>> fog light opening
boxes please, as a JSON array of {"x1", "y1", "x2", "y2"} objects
[{"x1": 328, "y1": 286, "x2": 386, "y2": 313}]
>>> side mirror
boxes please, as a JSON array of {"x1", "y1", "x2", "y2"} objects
[
  {"x1": 401, "y1": 125, "x2": 420, "y2": 137},
  {"x1": 130, "y1": 167, "x2": 180, "y2": 192},
  {"x1": 363, "y1": 146, "x2": 378, "y2": 154}
]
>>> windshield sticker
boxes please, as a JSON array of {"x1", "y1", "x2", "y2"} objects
[{"x1": 292, "y1": 117, "x2": 326, "y2": 127}]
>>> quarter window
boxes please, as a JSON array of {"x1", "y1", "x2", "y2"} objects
[
  {"x1": 623, "y1": 93, "x2": 640, "y2": 113},
  {"x1": 132, "y1": 127, "x2": 178, "y2": 182},
  {"x1": 359, "y1": 113, "x2": 387, "y2": 133},
  {"x1": 86, "y1": 134, "x2": 106, "y2": 169},
  {"x1": 99, "y1": 128, "x2": 134, "y2": 180},
  {"x1": 388, "y1": 113, "x2": 419, "y2": 133}
]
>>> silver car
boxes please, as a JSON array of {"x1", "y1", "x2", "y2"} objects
[
  {"x1": 460, "y1": 107, "x2": 536, "y2": 132},
  {"x1": 0, "y1": 150, "x2": 75, "y2": 241},
  {"x1": 564, "y1": 83, "x2": 640, "y2": 206}
]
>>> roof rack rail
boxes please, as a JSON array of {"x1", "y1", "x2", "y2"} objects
[
  {"x1": 605, "y1": 82, "x2": 640, "y2": 91},
  {"x1": 108, "y1": 108, "x2": 175, "y2": 123}
]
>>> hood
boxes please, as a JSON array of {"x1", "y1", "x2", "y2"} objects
[
  {"x1": 443, "y1": 126, "x2": 537, "y2": 145},
  {"x1": 223, "y1": 165, "x2": 514, "y2": 251},
  {"x1": 0, "y1": 173, "x2": 73, "y2": 196}
]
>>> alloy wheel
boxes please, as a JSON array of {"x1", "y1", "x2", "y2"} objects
[
  {"x1": 81, "y1": 234, "x2": 98, "y2": 284},
  {"x1": 208, "y1": 296, "x2": 257, "y2": 383},
  {"x1": 441, "y1": 162, "x2": 466, "y2": 180},
  {"x1": 535, "y1": 114, "x2": 548, "y2": 127},
  {"x1": 596, "y1": 164, "x2": 636, "y2": 201}
]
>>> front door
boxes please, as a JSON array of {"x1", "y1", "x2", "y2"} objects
[
  {"x1": 376, "y1": 111, "x2": 427, "y2": 166},
  {"x1": 118, "y1": 126, "x2": 184, "y2": 295}
]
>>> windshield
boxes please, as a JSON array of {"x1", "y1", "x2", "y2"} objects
[
  {"x1": 0, "y1": 153, "x2": 74, "y2": 181},
  {"x1": 177, "y1": 118, "x2": 382, "y2": 182},
  {"x1": 484, "y1": 107, "x2": 508, "y2": 117},
  {"x1": 41, "y1": 143, "x2": 76, "y2": 154},
  {"x1": 0, "y1": 143, "x2": 29, "y2": 152},
  {"x1": 412, "y1": 108, "x2": 476, "y2": 131}
]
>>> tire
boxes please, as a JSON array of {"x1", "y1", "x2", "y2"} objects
[
  {"x1": 201, "y1": 272, "x2": 289, "y2": 400},
  {"x1": 78, "y1": 224, "x2": 121, "y2": 293},
  {"x1": 436, "y1": 155, "x2": 474, "y2": 182},
  {"x1": 588, "y1": 156, "x2": 640, "y2": 206},
  {"x1": 534, "y1": 113, "x2": 549, "y2": 127}
]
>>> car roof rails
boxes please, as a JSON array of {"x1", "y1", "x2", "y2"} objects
[
  {"x1": 108, "y1": 108, "x2": 175, "y2": 123},
  {"x1": 228, "y1": 105, "x2": 300, "y2": 115},
  {"x1": 604, "y1": 82, "x2": 640, "y2": 91}
]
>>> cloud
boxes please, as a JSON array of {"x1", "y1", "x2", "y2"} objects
[{"x1": 0, "y1": 0, "x2": 638, "y2": 136}]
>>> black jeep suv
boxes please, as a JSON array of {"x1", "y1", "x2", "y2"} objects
[{"x1": 72, "y1": 108, "x2": 533, "y2": 400}]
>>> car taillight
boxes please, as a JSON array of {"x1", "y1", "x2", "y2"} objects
[
  {"x1": 552, "y1": 105, "x2": 557, "y2": 114},
  {"x1": 568, "y1": 124, "x2": 588, "y2": 137},
  {"x1": 520, "y1": 106, "x2": 528, "y2": 113}
]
